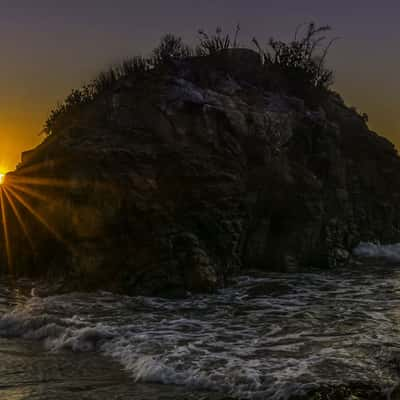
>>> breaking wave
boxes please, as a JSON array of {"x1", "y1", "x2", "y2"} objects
[
  {"x1": 1, "y1": 269, "x2": 400, "y2": 399},
  {"x1": 353, "y1": 242, "x2": 400, "y2": 263}
]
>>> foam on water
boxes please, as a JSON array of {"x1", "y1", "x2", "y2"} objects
[
  {"x1": 353, "y1": 242, "x2": 400, "y2": 262},
  {"x1": 1, "y1": 269, "x2": 400, "y2": 399}
]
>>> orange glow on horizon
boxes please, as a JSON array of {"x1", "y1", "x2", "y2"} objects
[{"x1": 0, "y1": 163, "x2": 79, "y2": 273}]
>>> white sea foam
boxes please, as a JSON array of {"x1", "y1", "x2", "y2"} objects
[
  {"x1": 0, "y1": 271, "x2": 398, "y2": 399},
  {"x1": 353, "y1": 242, "x2": 400, "y2": 262}
]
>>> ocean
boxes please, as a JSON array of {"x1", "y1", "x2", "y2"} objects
[{"x1": 1, "y1": 262, "x2": 400, "y2": 399}]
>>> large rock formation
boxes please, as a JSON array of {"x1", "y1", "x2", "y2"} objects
[{"x1": 2, "y1": 49, "x2": 400, "y2": 295}]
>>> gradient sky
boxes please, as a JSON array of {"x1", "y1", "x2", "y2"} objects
[{"x1": 1, "y1": 0, "x2": 399, "y2": 171}]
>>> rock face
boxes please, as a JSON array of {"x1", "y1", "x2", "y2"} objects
[{"x1": 2, "y1": 49, "x2": 400, "y2": 294}]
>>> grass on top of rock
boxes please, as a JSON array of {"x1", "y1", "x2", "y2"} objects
[
  {"x1": 43, "y1": 55, "x2": 151, "y2": 135},
  {"x1": 253, "y1": 22, "x2": 338, "y2": 90},
  {"x1": 196, "y1": 25, "x2": 241, "y2": 56},
  {"x1": 43, "y1": 22, "x2": 337, "y2": 136}
]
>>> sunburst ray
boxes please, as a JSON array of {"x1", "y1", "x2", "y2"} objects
[
  {"x1": 0, "y1": 188, "x2": 12, "y2": 271},
  {"x1": 3, "y1": 187, "x2": 35, "y2": 252},
  {"x1": 6, "y1": 186, "x2": 72, "y2": 252},
  {"x1": 7, "y1": 182, "x2": 49, "y2": 202},
  {"x1": 16, "y1": 158, "x2": 65, "y2": 176},
  {"x1": 7, "y1": 176, "x2": 75, "y2": 189}
]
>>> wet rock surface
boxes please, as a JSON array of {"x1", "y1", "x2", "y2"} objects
[
  {"x1": 2, "y1": 49, "x2": 400, "y2": 294},
  {"x1": 290, "y1": 383, "x2": 387, "y2": 400}
]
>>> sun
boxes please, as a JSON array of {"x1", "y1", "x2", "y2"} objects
[{"x1": 0, "y1": 174, "x2": 5, "y2": 185}]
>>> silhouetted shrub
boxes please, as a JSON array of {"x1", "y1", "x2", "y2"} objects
[
  {"x1": 44, "y1": 23, "x2": 339, "y2": 136},
  {"x1": 44, "y1": 57, "x2": 151, "y2": 135},
  {"x1": 253, "y1": 22, "x2": 337, "y2": 90},
  {"x1": 43, "y1": 87, "x2": 95, "y2": 135},
  {"x1": 196, "y1": 25, "x2": 240, "y2": 56},
  {"x1": 349, "y1": 106, "x2": 369, "y2": 124},
  {"x1": 152, "y1": 34, "x2": 192, "y2": 64},
  {"x1": 92, "y1": 68, "x2": 118, "y2": 93},
  {"x1": 361, "y1": 113, "x2": 369, "y2": 123},
  {"x1": 93, "y1": 57, "x2": 150, "y2": 93},
  {"x1": 116, "y1": 56, "x2": 150, "y2": 77}
]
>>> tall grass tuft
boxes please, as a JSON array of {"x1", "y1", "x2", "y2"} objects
[
  {"x1": 253, "y1": 22, "x2": 338, "y2": 90},
  {"x1": 44, "y1": 22, "x2": 337, "y2": 136},
  {"x1": 196, "y1": 25, "x2": 240, "y2": 56},
  {"x1": 152, "y1": 34, "x2": 192, "y2": 64}
]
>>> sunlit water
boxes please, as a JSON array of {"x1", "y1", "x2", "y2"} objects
[{"x1": 1, "y1": 267, "x2": 400, "y2": 399}]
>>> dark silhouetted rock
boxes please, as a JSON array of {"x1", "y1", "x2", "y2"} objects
[{"x1": 2, "y1": 49, "x2": 400, "y2": 295}]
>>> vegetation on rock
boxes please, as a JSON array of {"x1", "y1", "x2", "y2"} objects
[
  {"x1": 43, "y1": 22, "x2": 336, "y2": 136},
  {"x1": 253, "y1": 22, "x2": 337, "y2": 90},
  {"x1": 43, "y1": 56, "x2": 150, "y2": 135},
  {"x1": 8, "y1": 19, "x2": 398, "y2": 297},
  {"x1": 196, "y1": 25, "x2": 241, "y2": 55},
  {"x1": 152, "y1": 34, "x2": 192, "y2": 64}
]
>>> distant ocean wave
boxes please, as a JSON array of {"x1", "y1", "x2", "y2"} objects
[{"x1": 353, "y1": 242, "x2": 400, "y2": 262}]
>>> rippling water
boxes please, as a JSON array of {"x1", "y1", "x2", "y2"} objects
[{"x1": 1, "y1": 267, "x2": 400, "y2": 399}]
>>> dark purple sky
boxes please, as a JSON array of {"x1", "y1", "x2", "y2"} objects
[{"x1": 1, "y1": 0, "x2": 399, "y2": 169}]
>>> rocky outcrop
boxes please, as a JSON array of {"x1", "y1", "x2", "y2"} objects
[{"x1": 2, "y1": 49, "x2": 400, "y2": 294}]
